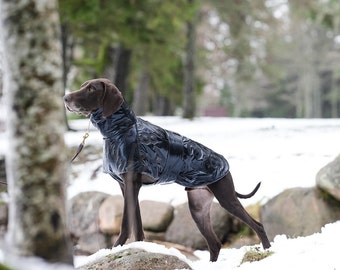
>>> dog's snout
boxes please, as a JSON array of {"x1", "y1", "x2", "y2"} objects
[{"x1": 63, "y1": 94, "x2": 71, "y2": 103}]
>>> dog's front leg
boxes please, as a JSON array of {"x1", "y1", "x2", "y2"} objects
[{"x1": 114, "y1": 173, "x2": 144, "y2": 246}]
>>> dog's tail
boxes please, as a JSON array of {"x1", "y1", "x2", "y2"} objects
[{"x1": 236, "y1": 182, "x2": 261, "y2": 199}]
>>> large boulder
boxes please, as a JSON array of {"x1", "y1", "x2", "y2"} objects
[
  {"x1": 77, "y1": 232, "x2": 108, "y2": 255},
  {"x1": 261, "y1": 187, "x2": 340, "y2": 241},
  {"x1": 165, "y1": 202, "x2": 231, "y2": 250},
  {"x1": 69, "y1": 191, "x2": 110, "y2": 237},
  {"x1": 98, "y1": 198, "x2": 174, "y2": 235},
  {"x1": 77, "y1": 248, "x2": 192, "y2": 270},
  {"x1": 140, "y1": 200, "x2": 174, "y2": 232},
  {"x1": 316, "y1": 154, "x2": 340, "y2": 201},
  {"x1": 69, "y1": 191, "x2": 110, "y2": 254},
  {"x1": 98, "y1": 195, "x2": 124, "y2": 234}
]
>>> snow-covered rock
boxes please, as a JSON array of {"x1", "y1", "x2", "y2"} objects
[{"x1": 77, "y1": 248, "x2": 192, "y2": 270}]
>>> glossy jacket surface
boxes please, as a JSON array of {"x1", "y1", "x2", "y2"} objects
[{"x1": 90, "y1": 103, "x2": 229, "y2": 188}]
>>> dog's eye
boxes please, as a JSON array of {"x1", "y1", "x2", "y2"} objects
[{"x1": 88, "y1": 87, "x2": 94, "y2": 92}]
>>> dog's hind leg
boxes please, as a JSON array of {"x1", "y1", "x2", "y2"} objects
[
  {"x1": 208, "y1": 172, "x2": 271, "y2": 250},
  {"x1": 186, "y1": 187, "x2": 222, "y2": 262}
]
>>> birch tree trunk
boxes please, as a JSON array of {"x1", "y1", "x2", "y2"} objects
[
  {"x1": 0, "y1": 34, "x2": 3, "y2": 96},
  {"x1": 0, "y1": 0, "x2": 73, "y2": 264}
]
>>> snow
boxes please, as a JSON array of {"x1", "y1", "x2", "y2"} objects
[
  {"x1": 73, "y1": 222, "x2": 340, "y2": 270},
  {"x1": 1, "y1": 221, "x2": 340, "y2": 270},
  {"x1": 1, "y1": 115, "x2": 340, "y2": 269},
  {"x1": 66, "y1": 116, "x2": 340, "y2": 206}
]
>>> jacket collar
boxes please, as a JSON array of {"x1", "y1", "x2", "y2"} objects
[{"x1": 90, "y1": 103, "x2": 136, "y2": 138}]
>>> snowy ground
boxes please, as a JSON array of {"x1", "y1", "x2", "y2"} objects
[
  {"x1": 66, "y1": 116, "x2": 340, "y2": 207},
  {"x1": 74, "y1": 221, "x2": 340, "y2": 270},
  {"x1": 1, "y1": 113, "x2": 340, "y2": 269},
  {"x1": 2, "y1": 222, "x2": 340, "y2": 270}
]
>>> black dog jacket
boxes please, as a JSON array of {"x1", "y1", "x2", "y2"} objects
[{"x1": 90, "y1": 103, "x2": 229, "y2": 188}]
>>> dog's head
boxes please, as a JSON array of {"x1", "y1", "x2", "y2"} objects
[{"x1": 63, "y1": 78, "x2": 123, "y2": 117}]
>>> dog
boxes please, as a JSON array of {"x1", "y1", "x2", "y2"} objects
[{"x1": 64, "y1": 78, "x2": 271, "y2": 261}]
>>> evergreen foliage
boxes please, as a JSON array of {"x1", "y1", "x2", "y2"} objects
[{"x1": 58, "y1": 0, "x2": 340, "y2": 117}]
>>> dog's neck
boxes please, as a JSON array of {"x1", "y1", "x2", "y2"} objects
[{"x1": 90, "y1": 102, "x2": 136, "y2": 138}]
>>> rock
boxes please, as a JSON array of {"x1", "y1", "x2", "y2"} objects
[
  {"x1": 68, "y1": 191, "x2": 110, "y2": 238},
  {"x1": 98, "y1": 195, "x2": 124, "y2": 234},
  {"x1": 165, "y1": 202, "x2": 231, "y2": 250},
  {"x1": 77, "y1": 248, "x2": 192, "y2": 270},
  {"x1": 224, "y1": 203, "x2": 262, "y2": 248},
  {"x1": 77, "y1": 232, "x2": 108, "y2": 255},
  {"x1": 261, "y1": 187, "x2": 340, "y2": 241},
  {"x1": 144, "y1": 231, "x2": 166, "y2": 242},
  {"x1": 316, "y1": 154, "x2": 340, "y2": 201},
  {"x1": 227, "y1": 235, "x2": 260, "y2": 249},
  {"x1": 98, "y1": 198, "x2": 174, "y2": 235},
  {"x1": 140, "y1": 200, "x2": 174, "y2": 232}
]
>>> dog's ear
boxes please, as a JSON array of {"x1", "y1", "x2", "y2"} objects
[
  {"x1": 102, "y1": 80, "x2": 123, "y2": 118},
  {"x1": 80, "y1": 80, "x2": 91, "y2": 88}
]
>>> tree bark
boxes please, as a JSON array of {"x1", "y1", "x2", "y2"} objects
[
  {"x1": 330, "y1": 73, "x2": 339, "y2": 118},
  {"x1": 60, "y1": 23, "x2": 73, "y2": 131},
  {"x1": 0, "y1": 0, "x2": 73, "y2": 265},
  {"x1": 132, "y1": 69, "x2": 150, "y2": 115},
  {"x1": 183, "y1": 0, "x2": 197, "y2": 119},
  {"x1": 113, "y1": 44, "x2": 132, "y2": 96},
  {"x1": 0, "y1": 36, "x2": 3, "y2": 96}
]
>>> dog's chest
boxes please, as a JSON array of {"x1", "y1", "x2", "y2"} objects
[{"x1": 91, "y1": 109, "x2": 175, "y2": 183}]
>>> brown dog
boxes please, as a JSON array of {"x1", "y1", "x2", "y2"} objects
[{"x1": 64, "y1": 78, "x2": 270, "y2": 261}]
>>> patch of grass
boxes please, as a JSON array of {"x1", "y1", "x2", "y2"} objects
[
  {"x1": 0, "y1": 263, "x2": 13, "y2": 270},
  {"x1": 241, "y1": 247, "x2": 273, "y2": 264}
]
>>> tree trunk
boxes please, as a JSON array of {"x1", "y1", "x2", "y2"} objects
[
  {"x1": 0, "y1": 0, "x2": 73, "y2": 265},
  {"x1": 102, "y1": 45, "x2": 116, "y2": 82},
  {"x1": 330, "y1": 73, "x2": 339, "y2": 118},
  {"x1": 113, "y1": 44, "x2": 132, "y2": 95},
  {"x1": 132, "y1": 70, "x2": 150, "y2": 115},
  {"x1": 0, "y1": 43, "x2": 2, "y2": 97},
  {"x1": 299, "y1": 33, "x2": 322, "y2": 118},
  {"x1": 61, "y1": 23, "x2": 73, "y2": 131},
  {"x1": 183, "y1": 0, "x2": 197, "y2": 119}
]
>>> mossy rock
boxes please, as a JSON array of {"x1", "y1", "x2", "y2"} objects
[
  {"x1": 241, "y1": 247, "x2": 273, "y2": 264},
  {"x1": 77, "y1": 248, "x2": 192, "y2": 270}
]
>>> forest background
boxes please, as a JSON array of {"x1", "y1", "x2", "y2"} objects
[{"x1": 55, "y1": 0, "x2": 340, "y2": 119}]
